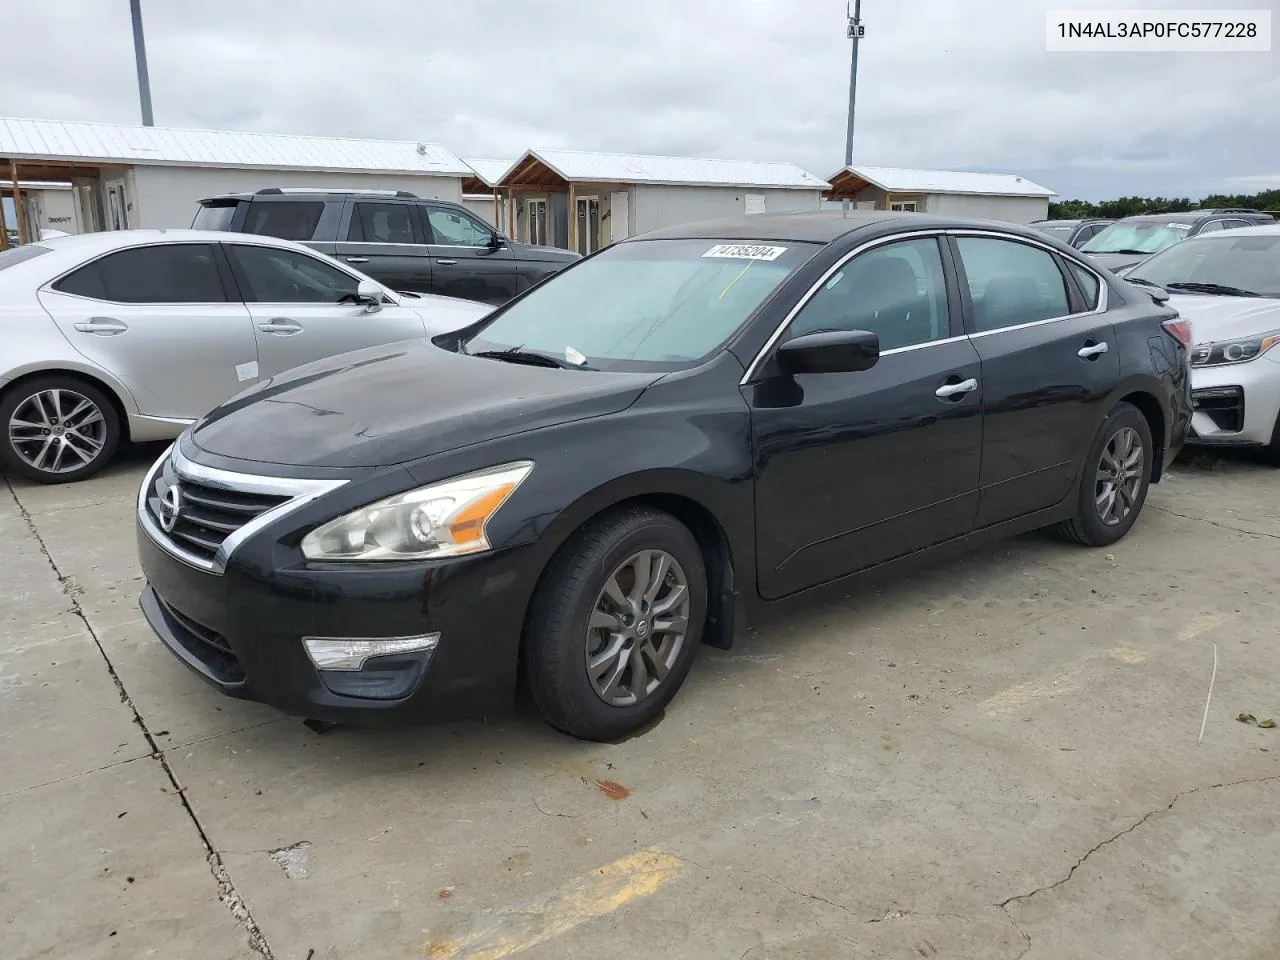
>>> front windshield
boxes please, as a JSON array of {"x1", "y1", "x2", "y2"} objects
[
  {"x1": 1033, "y1": 223, "x2": 1076, "y2": 240},
  {"x1": 462, "y1": 238, "x2": 818, "y2": 371},
  {"x1": 1129, "y1": 232, "x2": 1280, "y2": 297},
  {"x1": 1081, "y1": 220, "x2": 1191, "y2": 254}
]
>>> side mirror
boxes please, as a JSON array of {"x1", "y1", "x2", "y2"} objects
[
  {"x1": 776, "y1": 329, "x2": 879, "y2": 375},
  {"x1": 489, "y1": 232, "x2": 508, "y2": 248},
  {"x1": 356, "y1": 279, "x2": 384, "y2": 313}
]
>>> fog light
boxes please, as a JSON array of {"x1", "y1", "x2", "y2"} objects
[{"x1": 302, "y1": 634, "x2": 440, "y2": 671}]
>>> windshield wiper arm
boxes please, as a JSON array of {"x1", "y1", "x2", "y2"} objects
[
  {"x1": 1164, "y1": 282, "x2": 1261, "y2": 298},
  {"x1": 472, "y1": 345, "x2": 593, "y2": 370},
  {"x1": 1124, "y1": 276, "x2": 1161, "y2": 288},
  {"x1": 1092, "y1": 248, "x2": 1150, "y2": 256}
]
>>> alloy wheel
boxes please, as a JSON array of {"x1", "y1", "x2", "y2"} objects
[
  {"x1": 7, "y1": 388, "x2": 108, "y2": 475},
  {"x1": 1094, "y1": 426, "x2": 1144, "y2": 526},
  {"x1": 585, "y1": 549, "x2": 690, "y2": 706}
]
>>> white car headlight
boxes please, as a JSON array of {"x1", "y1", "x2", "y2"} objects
[
  {"x1": 1191, "y1": 329, "x2": 1280, "y2": 367},
  {"x1": 300, "y1": 461, "x2": 533, "y2": 562}
]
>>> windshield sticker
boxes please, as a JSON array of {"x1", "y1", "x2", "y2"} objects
[
  {"x1": 702, "y1": 244, "x2": 788, "y2": 261},
  {"x1": 564, "y1": 345, "x2": 587, "y2": 366}
]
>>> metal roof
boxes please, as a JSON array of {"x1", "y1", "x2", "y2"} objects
[
  {"x1": 0, "y1": 117, "x2": 472, "y2": 176},
  {"x1": 833, "y1": 165, "x2": 1055, "y2": 198},
  {"x1": 504, "y1": 148, "x2": 829, "y2": 190},
  {"x1": 640, "y1": 210, "x2": 1058, "y2": 243},
  {"x1": 462, "y1": 159, "x2": 513, "y2": 188}
]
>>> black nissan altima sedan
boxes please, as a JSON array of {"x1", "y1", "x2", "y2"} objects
[{"x1": 137, "y1": 211, "x2": 1192, "y2": 741}]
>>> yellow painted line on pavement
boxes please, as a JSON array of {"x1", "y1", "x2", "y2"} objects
[{"x1": 426, "y1": 848, "x2": 683, "y2": 960}]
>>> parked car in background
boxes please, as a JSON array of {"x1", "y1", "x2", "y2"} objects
[
  {"x1": 0, "y1": 230, "x2": 490, "y2": 484},
  {"x1": 1030, "y1": 218, "x2": 1115, "y2": 248},
  {"x1": 1126, "y1": 224, "x2": 1280, "y2": 461},
  {"x1": 193, "y1": 189, "x2": 580, "y2": 306},
  {"x1": 1082, "y1": 209, "x2": 1275, "y2": 273},
  {"x1": 136, "y1": 211, "x2": 1190, "y2": 741}
]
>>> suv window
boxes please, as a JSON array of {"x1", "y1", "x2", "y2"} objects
[
  {"x1": 426, "y1": 205, "x2": 493, "y2": 247},
  {"x1": 788, "y1": 237, "x2": 950, "y2": 351},
  {"x1": 957, "y1": 237, "x2": 1070, "y2": 332},
  {"x1": 243, "y1": 201, "x2": 324, "y2": 242},
  {"x1": 1197, "y1": 220, "x2": 1227, "y2": 234},
  {"x1": 193, "y1": 201, "x2": 238, "y2": 232},
  {"x1": 348, "y1": 202, "x2": 418, "y2": 244},
  {"x1": 54, "y1": 244, "x2": 226, "y2": 303},
  {"x1": 225, "y1": 244, "x2": 359, "y2": 303}
]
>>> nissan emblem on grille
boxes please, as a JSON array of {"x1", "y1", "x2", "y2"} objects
[{"x1": 158, "y1": 483, "x2": 182, "y2": 533}]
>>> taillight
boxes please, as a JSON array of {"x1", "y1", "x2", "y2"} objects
[{"x1": 1162, "y1": 318, "x2": 1192, "y2": 348}]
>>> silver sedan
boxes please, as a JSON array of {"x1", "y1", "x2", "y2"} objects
[{"x1": 0, "y1": 230, "x2": 492, "y2": 483}]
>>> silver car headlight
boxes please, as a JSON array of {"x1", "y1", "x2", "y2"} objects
[
  {"x1": 300, "y1": 461, "x2": 533, "y2": 562},
  {"x1": 1191, "y1": 329, "x2": 1280, "y2": 367}
]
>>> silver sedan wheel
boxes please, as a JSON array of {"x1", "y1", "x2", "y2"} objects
[
  {"x1": 1095, "y1": 426, "x2": 1144, "y2": 526},
  {"x1": 585, "y1": 549, "x2": 690, "y2": 707},
  {"x1": 7, "y1": 388, "x2": 108, "y2": 475}
]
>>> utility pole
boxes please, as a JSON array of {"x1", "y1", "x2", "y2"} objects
[
  {"x1": 130, "y1": 0, "x2": 155, "y2": 126},
  {"x1": 842, "y1": 0, "x2": 864, "y2": 214}
]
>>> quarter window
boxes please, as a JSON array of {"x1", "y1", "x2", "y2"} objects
[
  {"x1": 54, "y1": 244, "x2": 226, "y2": 303},
  {"x1": 426, "y1": 206, "x2": 493, "y2": 246},
  {"x1": 787, "y1": 237, "x2": 950, "y2": 351},
  {"x1": 1068, "y1": 262, "x2": 1101, "y2": 309},
  {"x1": 348, "y1": 202, "x2": 418, "y2": 244},
  {"x1": 242, "y1": 202, "x2": 324, "y2": 242},
  {"x1": 225, "y1": 245, "x2": 360, "y2": 303},
  {"x1": 956, "y1": 237, "x2": 1070, "y2": 333}
]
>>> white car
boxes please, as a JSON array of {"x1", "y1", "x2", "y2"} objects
[
  {"x1": 0, "y1": 230, "x2": 491, "y2": 483},
  {"x1": 1125, "y1": 224, "x2": 1280, "y2": 462}
]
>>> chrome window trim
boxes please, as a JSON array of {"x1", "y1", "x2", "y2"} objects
[{"x1": 137, "y1": 442, "x2": 348, "y2": 576}]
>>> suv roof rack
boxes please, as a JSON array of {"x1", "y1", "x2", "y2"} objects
[
  {"x1": 253, "y1": 187, "x2": 420, "y2": 198},
  {"x1": 1197, "y1": 207, "x2": 1259, "y2": 214}
]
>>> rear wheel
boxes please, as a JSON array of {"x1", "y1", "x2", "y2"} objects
[
  {"x1": 1054, "y1": 401, "x2": 1153, "y2": 546},
  {"x1": 0, "y1": 377, "x2": 120, "y2": 484},
  {"x1": 523, "y1": 506, "x2": 707, "y2": 741}
]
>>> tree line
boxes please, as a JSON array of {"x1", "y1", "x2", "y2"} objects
[{"x1": 1049, "y1": 189, "x2": 1280, "y2": 220}]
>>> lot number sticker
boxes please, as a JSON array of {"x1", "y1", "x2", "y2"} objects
[{"x1": 702, "y1": 244, "x2": 788, "y2": 261}]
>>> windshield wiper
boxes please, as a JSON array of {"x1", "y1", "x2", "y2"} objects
[
  {"x1": 1164, "y1": 282, "x2": 1261, "y2": 298},
  {"x1": 1125, "y1": 276, "x2": 1161, "y2": 288},
  {"x1": 1091, "y1": 248, "x2": 1150, "y2": 256},
  {"x1": 472, "y1": 345, "x2": 594, "y2": 370}
]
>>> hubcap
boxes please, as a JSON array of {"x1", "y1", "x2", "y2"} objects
[
  {"x1": 1094, "y1": 426, "x2": 1144, "y2": 527},
  {"x1": 8, "y1": 388, "x2": 107, "y2": 474},
  {"x1": 585, "y1": 549, "x2": 690, "y2": 707}
]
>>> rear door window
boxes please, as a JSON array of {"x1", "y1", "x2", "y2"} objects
[
  {"x1": 54, "y1": 244, "x2": 227, "y2": 303},
  {"x1": 242, "y1": 202, "x2": 324, "y2": 241},
  {"x1": 347, "y1": 202, "x2": 419, "y2": 244}
]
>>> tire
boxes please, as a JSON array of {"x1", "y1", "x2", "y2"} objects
[
  {"x1": 1260, "y1": 411, "x2": 1280, "y2": 467},
  {"x1": 523, "y1": 506, "x2": 707, "y2": 741},
  {"x1": 1053, "y1": 401, "x2": 1153, "y2": 546},
  {"x1": 0, "y1": 376, "x2": 121, "y2": 484}
]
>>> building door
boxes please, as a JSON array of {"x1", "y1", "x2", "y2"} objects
[
  {"x1": 575, "y1": 196, "x2": 600, "y2": 256},
  {"x1": 609, "y1": 191, "x2": 629, "y2": 244},
  {"x1": 104, "y1": 179, "x2": 129, "y2": 230},
  {"x1": 525, "y1": 199, "x2": 548, "y2": 246}
]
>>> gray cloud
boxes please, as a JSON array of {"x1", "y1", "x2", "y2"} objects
[{"x1": 6, "y1": 0, "x2": 1280, "y2": 200}]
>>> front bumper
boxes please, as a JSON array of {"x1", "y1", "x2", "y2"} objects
[
  {"x1": 136, "y1": 518, "x2": 535, "y2": 726},
  {"x1": 1187, "y1": 353, "x2": 1280, "y2": 448}
]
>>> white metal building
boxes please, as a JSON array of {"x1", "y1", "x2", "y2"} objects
[
  {"x1": 825, "y1": 165, "x2": 1055, "y2": 223},
  {"x1": 0, "y1": 117, "x2": 472, "y2": 246},
  {"x1": 496, "y1": 149, "x2": 830, "y2": 254}
]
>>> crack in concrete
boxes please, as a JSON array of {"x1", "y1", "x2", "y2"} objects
[
  {"x1": 999, "y1": 775, "x2": 1280, "y2": 910},
  {"x1": 1000, "y1": 904, "x2": 1032, "y2": 960},
  {"x1": 1151, "y1": 504, "x2": 1280, "y2": 541},
  {"x1": 0, "y1": 752, "x2": 150, "y2": 800},
  {"x1": 4, "y1": 477, "x2": 275, "y2": 960}
]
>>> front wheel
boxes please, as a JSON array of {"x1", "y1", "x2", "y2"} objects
[
  {"x1": 523, "y1": 506, "x2": 707, "y2": 741},
  {"x1": 1054, "y1": 401, "x2": 1153, "y2": 546},
  {"x1": 0, "y1": 377, "x2": 121, "y2": 484}
]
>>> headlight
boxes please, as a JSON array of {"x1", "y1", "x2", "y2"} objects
[
  {"x1": 300, "y1": 461, "x2": 533, "y2": 561},
  {"x1": 1191, "y1": 329, "x2": 1280, "y2": 367}
]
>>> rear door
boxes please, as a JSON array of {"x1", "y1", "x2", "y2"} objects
[
  {"x1": 223, "y1": 242, "x2": 428, "y2": 379},
  {"x1": 39, "y1": 242, "x2": 257, "y2": 419},
  {"x1": 950, "y1": 232, "x2": 1120, "y2": 527},
  {"x1": 333, "y1": 200, "x2": 434, "y2": 294},
  {"x1": 421, "y1": 203, "x2": 517, "y2": 305}
]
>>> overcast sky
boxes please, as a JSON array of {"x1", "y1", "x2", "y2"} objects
[{"x1": 6, "y1": 0, "x2": 1280, "y2": 200}]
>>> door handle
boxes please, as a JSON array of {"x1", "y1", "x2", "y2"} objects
[
  {"x1": 935, "y1": 377, "x2": 978, "y2": 399},
  {"x1": 344, "y1": 257, "x2": 370, "y2": 264},
  {"x1": 1078, "y1": 341, "x2": 1109, "y2": 359},
  {"x1": 257, "y1": 318, "x2": 303, "y2": 336},
  {"x1": 73, "y1": 317, "x2": 128, "y2": 336},
  {"x1": 435, "y1": 259, "x2": 459, "y2": 266}
]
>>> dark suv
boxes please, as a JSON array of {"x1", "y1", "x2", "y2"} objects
[
  {"x1": 1081, "y1": 209, "x2": 1275, "y2": 273},
  {"x1": 193, "y1": 189, "x2": 579, "y2": 305},
  {"x1": 1030, "y1": 218, "x2": 1115, "y2": 248}
]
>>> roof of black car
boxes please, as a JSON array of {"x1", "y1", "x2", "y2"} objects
[{"x1": 634, "y1": 210, "x2": 1049, "y2": 244}]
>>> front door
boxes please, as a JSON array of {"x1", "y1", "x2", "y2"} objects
[
  {"x1": 39, "y1": 242, "x2": 256, "y2": 419},
  {"x1": 748, "y1": 235, "x2": 983, "y2": 599},
  {"x1": 576, "y1": 197, "x2": 600, "y2": 255},
  {"x1": 222, "y1": 242, "x2": 429, "y2": 380},
  {"x1": 333, "y1": 200, "x2": 433, "y2": 295},
  {"x1": 104, "y1": 179, "x2": 129, "y2": 230},
  {"x1": 950, "y1": 234, "x2": 1121, "y2": 526},
  {"x1": 422, "y1": 204, "x2": 517, "y2": 305}
]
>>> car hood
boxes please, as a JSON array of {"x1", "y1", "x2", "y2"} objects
[
  {"x1": 1086, "y1": 252, "x2": 1150, "y2": 272},
  {"x1": 508, "y1": 241, "x2": 581, "y2": 264},
  {"x1": 1167, "y1": 293, "x2": 1280, "y2": 343},
  {"x1": 399, "y1": 291, "x2": 493, "y2": 330},
  {"x1": 191, "y1": 340, "x2": 657, "y2": 468}
]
